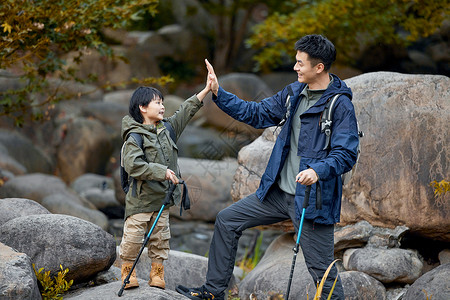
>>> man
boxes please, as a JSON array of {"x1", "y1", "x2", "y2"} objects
[{"x1": 177, "y1": 34, "x2": 359, "y2": 300}]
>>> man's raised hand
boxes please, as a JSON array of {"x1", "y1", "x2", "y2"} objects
[{"x1": 205, "y1": 59, "x2": 219, "y2": 96}]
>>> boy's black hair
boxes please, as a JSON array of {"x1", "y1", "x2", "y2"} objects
[
  {"x1": 129, "y1": 87, "x2": 164, "y2": 123},
  {"x1": 294, "y1": 34, "x2": 336, "y2": 71}
]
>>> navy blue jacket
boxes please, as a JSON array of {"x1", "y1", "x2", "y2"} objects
[{"x1": 212, "y1": 74, "x2": 359, "y2": 224}]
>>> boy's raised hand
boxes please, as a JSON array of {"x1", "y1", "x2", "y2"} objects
[{"x1": 205, "y1": 59, "x2": 219, "y2": 96}]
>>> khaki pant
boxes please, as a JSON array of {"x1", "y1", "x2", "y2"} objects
[{"x1": 119, "y1": 211, "x2": 170, "y2": 264}]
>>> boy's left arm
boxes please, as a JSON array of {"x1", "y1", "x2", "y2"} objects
[{"x1": 164, "y1": 95, "x2": 203, "y2": 140}]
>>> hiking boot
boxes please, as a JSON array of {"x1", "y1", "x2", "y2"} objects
[
  {"x1": 149, "y1": 262, "x2": 165, "y2": 289},
  {"x1": 121, "y1": 261, "x2": 139, "y2": 289},
  {"x1": 176, "y1": 285, "x2": 224, "y2": 300}
]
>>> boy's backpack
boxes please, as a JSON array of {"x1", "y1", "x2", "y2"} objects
[
  {"x1": 120, "y1": 121, "x2": 176, "y2": 194},
  {"x1": 320, "y1": 94, "x2": 364, "y2": 185}
]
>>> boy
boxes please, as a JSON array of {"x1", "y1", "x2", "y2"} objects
[{"x1": 120, "y1": 82, "x2": 210, "y2": 289}]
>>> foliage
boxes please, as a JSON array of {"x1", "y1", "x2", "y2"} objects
[
  {"x1": 430, "y1": 180, "x2": 449, "y2": 210},
  {"x1": 33, "y1": 264, "x2": 73, "y2": 300},
  {"x1": 247, "y1": 0, "x2": 450, "y2": 71},
  {"x1": 0, "y1": 0, "x2": 173, "y2": 126}
]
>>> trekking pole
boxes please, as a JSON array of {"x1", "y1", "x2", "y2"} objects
[
  {"x1": 118, "y1": 181, "x2": 180, "y2": 297},
  {"x1": 285, "y1": 185, "x2": 311, "y2": 300}
]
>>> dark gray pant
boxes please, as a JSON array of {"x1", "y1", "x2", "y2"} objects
[{"x1": 205, "y1": 184, "x2": 344, "y2": 299}]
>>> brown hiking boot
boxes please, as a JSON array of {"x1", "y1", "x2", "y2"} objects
[
  {"x1": 149, "y1": 262, "x2": 165, "y2": 289},
  {"x1": 121, "y1": 261, "x2": 139, "y2": 289}
]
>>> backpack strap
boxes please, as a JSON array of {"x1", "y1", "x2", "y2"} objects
[
  {"x1": 128, "y1": 133, "x2": 144, "y2": 197},
  {"x1": 320, "y1": 94, "x2": 340, "y2": 150},
  {"x1": 163, "y1": 121, "x2": 177, "y2": 143}
]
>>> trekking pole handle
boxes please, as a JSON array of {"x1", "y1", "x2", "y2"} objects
[
  {"x1": 303, "y1": 185, "x2": 311, "y2": 209},
  {"x1": 163, "y1": 180, "x2": 180, "y2": 206}
]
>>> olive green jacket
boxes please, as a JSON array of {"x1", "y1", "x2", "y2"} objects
[{"x1": 121, "y1": 95, "x2": 203, "y2": 219}]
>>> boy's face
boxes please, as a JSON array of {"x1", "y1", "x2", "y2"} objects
[{"x1": 140, "y1": 96, "x2": 165, "y2": 125}]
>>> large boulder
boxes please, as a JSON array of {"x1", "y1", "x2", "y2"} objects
[
  {"x1": 0, "y1": 198, "x2": 50, "y2": 226},
  {"x1": 238, "y1": 233, "x2": 316, "y2": 299},
  {"x1": 342, "y1": 72, "x2": 449, "y2": 240},
  {"x1": 403, "y1": 263, "x2": 450, "y2": 300},
  {"x1": 169, "y1": 157, "x2": 237, "y2": 222},
  {"x1": 55, "y1": 118, "x2": 113, "y2": 183},
  {"x1": 0, "y1": 243, "x2": 41, "y2": 300},
  {"x1": 230, "y1": 73, "x2": 450, "y2": 239},
  {"x1": 343, "y1": 247, "x2": 423, "y2": 284},
  {"x1": 0, "y1": 214, "x2": 116, "y2": 283},
  {"x1": 0, "y1": 129, "x2": 54, "y2": 174}
]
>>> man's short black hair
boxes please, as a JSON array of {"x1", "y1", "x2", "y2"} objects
[
  {"x1": 129, "y1": 86, "x2": 164, "y2": 123},
  {"x1": 294, "y1": 34, "x2": 336, "y2": 71}
]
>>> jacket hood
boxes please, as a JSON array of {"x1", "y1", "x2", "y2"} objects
[{"x1": 121, "y1": 115, "x2": 158, "y2": 140}]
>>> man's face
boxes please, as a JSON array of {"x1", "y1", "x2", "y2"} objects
[{"x1": 293, "y1": 51, "x2": 318, "y2": 84}]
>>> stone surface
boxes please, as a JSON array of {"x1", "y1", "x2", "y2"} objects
[
  {"x1": 238, "y1": 233, "x2": 316, "y2": 300},
  {"x1": 0, "y1": 198, "x2": 50, "y2": 226},
  {"x1": 65, "y1": 279, "x2": 189, "y2": 299},
  {"x1": 55, "y1": 118, "x2": 113, "y2": 183},
  {"x1": 169, "y1": 157, "x2": 237, "y2": 222},
  {"x1": 438, "y1": 249, "x2": 450, "y2": 265},
  {"x1": 340, "y1": 271, "x2": 386, "y2": 300},
  {"x1": 343, "y1": 247, "x2": 423, "y2": 284},
  {"x1": 0, "y1": 242, "x2": 41, "y2": 300},
  {"x1": 342, "y1": 73, "x2": 449, "y2": 241},
  {"x1": 71, "y1": 173, "x2": 115, "y2": 194},
  {"x1": 0, "y1": 214, "x2": 116, "y2": 283},
  {"x1": 0, "y1": 129, "x2": 54, "y2": 174},
  {"x1": 41, "y1": 194, "x2": 109, "y2": 230},
  {"x1": 403, "y1": 263, "x2": 450, "y2": 300},
  {"x1": 334, "y1": 220, "x2": 373, "y2": 253}
]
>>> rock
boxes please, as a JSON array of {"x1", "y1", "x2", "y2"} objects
[
  {"x1": 438, "y1": 249, "x2": 450, "y2": 264},
  {"x1": 0, "y1": 129, "x2": 54, "y2": 174},
  {"x1": 81, "y1": 101, "x2": 128, "y2": 133},
  {"x1": 0, "y1": 214, "x2": 116, "y2": 283},
  {"x1": 403, "y1": 263, "x2": 450, "y2": 300},
  {"x1": 238, "y1": 233, "x2": 316, "y2": 300},
  {"x1": 64, "y1": 279, "x2": 188, "y2": 299},
  {"x1": 368, "y1": 225, "x2": 409, "y2": 248},
  {"x1": 0, "y1": 147, "x2": 27, "y2": 175},
  {"x1": 177, "y1": 125, "x2": 246, "y2": 159},
  {"x1": 81, "y1": 189, "x2": 120, "y2": 210},
  {"x1": 342, "y1": 73, "x2": 450, "y2": 241},
  {"x1": 0, "y1": 242, "x2": 41, "y2": 300},
  {"x1": 334, "y1": 221, "x2": 373, "y2": 253},
  {"x1": 114, "y1": 247, "x2": 240, "y2": 291},
  {"x1": 0, "y1": 173, "x2": 96, "y2": 209},
  {"x1": 55, "y1": 118, "x2": 113, "y2": 183},
  {"x1": 103, "y1": 90, "x2": 134, "y2": 106},
  {"x1": 340, "y1": 271, "x2": 386, "y2": 300},
  {"x1": 0, "y1": 198, "x2": 50, "y2": 226},
  {"x1": 41, "y1": 194, "x2": 109, "y2": 230},
  {"x1": 169, "y1": 157, "x2": 237, "y2": 222},
  {"x1": 203, "y1": 73, "x2": 270, "y2": 137},
  {"x1": 343, "y1": 247, "x2": 423, "y2": 284},
  {"x1": 71, "y1": 173, "x2": 115, "y2": 194}
]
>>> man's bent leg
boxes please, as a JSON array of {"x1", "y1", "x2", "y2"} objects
[
  {"x1": 300, "y1": 220, "x2": 344, "y2": 300},
  {"x1": 205, "y1": 187, "x2": 290, "y2": 296}
]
